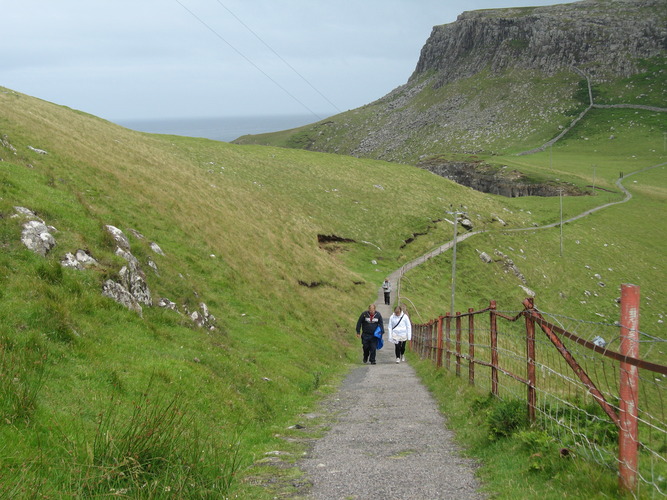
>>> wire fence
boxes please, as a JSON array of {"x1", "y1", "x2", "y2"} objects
[{"x1": 411, "y1": 287, "x2": 667, "y2": 498}]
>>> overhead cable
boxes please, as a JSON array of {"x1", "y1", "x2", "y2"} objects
[
  {"x1": 174, "y1": 0, "x2": 324, "y2": 120},
  {"x1": 215, "y1": 0, "x2": 342, "y2": 113}
]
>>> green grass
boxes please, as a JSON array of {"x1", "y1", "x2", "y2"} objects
[
  {"x1": 0, "y1": 80, "x2": 665, "y2": 499},
  {"x1": 412, "y1": 358, "x2": 622, "y2": 499}
]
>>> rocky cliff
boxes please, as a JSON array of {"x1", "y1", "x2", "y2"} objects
[
  {"x1": 416, "y1": 158, "x2": 585, "y2": 197},
  {"x1": 412, "y1": 0, "x2": 666, "y2": 86},
  {"x1": 234, "y1": 0, "x2": 666, "y2": 164}
]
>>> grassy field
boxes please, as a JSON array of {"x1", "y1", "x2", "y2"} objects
[
  {"x1": 401, "y1": 107, "x2": 666, "y2": 339},
  {"x1": 0, "y1": 83, "x2": 665, "y2": 498}
]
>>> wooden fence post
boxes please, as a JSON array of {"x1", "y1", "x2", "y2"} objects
[
  {"x1": 490, "y1": 300, "x2": 498, "y2": 397},
  {"x1": 619, "y1": 284, "x2": 640, "y2": 494},
  {"x1": 524, "y1": 298, "x2": 537, "y2": 422},
  {"x1": 468, "y1": 308, "x2": 475, "y2": 386}
]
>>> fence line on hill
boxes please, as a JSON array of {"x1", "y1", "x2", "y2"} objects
[{"x1": 410, "y1": 284, "x2": 666, "y2": 498}]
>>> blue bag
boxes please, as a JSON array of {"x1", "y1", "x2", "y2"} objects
[{"x1": 374, "y1": 325, "x2": 383, "y2": 350}]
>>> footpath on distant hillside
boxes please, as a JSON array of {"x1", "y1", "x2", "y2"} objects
[
  {"x1": 294, "y1": 161, "x2": 665, "y2": 498},
  {"x1": 297, "y1": 291, "x2": 485, "y2": 499}
]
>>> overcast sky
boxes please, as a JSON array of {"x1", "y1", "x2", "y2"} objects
[{"x1": 2, "y1": 0, "x2": 577, "y2": 122}]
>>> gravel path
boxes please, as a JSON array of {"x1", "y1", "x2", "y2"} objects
[
  {"x1": 293, "y1": 161, "x2": 667, "y2": 499},
  {"x1": 298, "y1": 298, "x2": 486, "y2": 499}
]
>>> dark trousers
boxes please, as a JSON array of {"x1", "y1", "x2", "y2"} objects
[
  {"x1": 395, "y1": 341, "x2": 407, "y2": 358},
  {"x1": 362, "y1": 336, "x2": 378, "y2": 363},
  {"x1": 384, "y1": 291, "x2": 390, "y2": 305}
]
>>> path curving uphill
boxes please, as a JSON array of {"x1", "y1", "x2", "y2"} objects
[{"x1": 296, "y1": 161, "x2": 664, "y2": 498}]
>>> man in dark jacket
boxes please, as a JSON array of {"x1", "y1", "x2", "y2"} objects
[{"x1": 356, "y1": 304, "x2": 384, "y2": 365}]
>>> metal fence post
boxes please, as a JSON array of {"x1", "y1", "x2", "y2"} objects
[
  {"x1": 490, "y1": 300, "x2": 498, "y2": 397},
  {"x1": 468, "y1": 308, "x2": 475, "y2": 386},
  {"x1": 445, "y1": 313, "x2": 452, "y2": 370},
  {"x1": 455, "y1": 313, "x2": 462, "y2": 377},
  {"x1": 524, "y1": 298, "x2": 537, "y2": 422},
  {"x1": 619, "y1": 284, "x2": 640, "y2": 494},
  {"x1": 436, "y1": 316, "x2": 444, "y2": 369},
  {"x1": 428, "y1": 319, "x2": 438, "y2": 361}
]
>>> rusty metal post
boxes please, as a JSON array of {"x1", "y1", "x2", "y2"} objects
[
  {"x1": 436, "y1": 316, "x2": 444, "y2": 369},
  {"x1": 455, "y1": 313, "x2": 462, "y2": 377},
  {"x1": 524, "y1": 298, "x2": 537, "y2": 422},
  {"x1": 430, "y1": 320, "x2": 437, "y2": 362},
  {"x1": 445, "y1": 313, "x2": 452, "y2": 370},
  {"x1": 490, "y1": 301, "x2": 499, "y2": 397},
  {"x1": 427, "y1": 321, "x2": 433, "y2": 361},
  {"x1": 523, "y1": 299, "x2": 619, "y2": 427},
  {"x1": 413, "y1": 325, "x2": 418, "y2": 357},
  {"x1": 619, "y1": 284, "x2": 640, "y2": 494},
  {"x1": 468, "y1": 308, "x2": 475, "y2": 386}
]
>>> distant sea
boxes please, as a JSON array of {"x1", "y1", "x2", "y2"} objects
[{"x1": 116, "y1": 114, "x2": 321, "y2": 143}]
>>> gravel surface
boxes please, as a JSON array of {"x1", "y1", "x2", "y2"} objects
[{"x1": 298, "y1": 298, "x2": 487, "y2": 500}]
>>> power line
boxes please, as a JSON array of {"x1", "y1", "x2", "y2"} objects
[
  {"x1": 174, "y1": 0, "x2": 324, "y2": 120},
  {"x1": 214, "y1": 0, "x2": 342, "y2": 114}
]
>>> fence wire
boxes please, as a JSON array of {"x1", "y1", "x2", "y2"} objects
[{"x1": 413, "y1": 308, "x2": 667, "y2": 498}]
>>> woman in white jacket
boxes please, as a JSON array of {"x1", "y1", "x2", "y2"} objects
[{"x1": 388, "y1": 306, "x2": 411, "y2": 363}]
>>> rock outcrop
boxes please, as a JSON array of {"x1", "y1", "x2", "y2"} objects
[
  {"x1": 61, "y1": 250, "x2": 98, "y2": 270},
  {"x1": 412, "y1": 0, "x2": 665, "y2": 85},
  {"x1": 12, "y1": 207, "x2": 57, "y2": 257},
  {"x1": 20, "y1": 219, "x2": 57, "y2": 257},
  {"x1": 14, "y1": 207, "x2": 216, "y2": 330},
  {"x1": 418, "y1": 159, "x2": 584, "y2": 197}
]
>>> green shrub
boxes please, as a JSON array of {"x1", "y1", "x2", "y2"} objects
[
  {"x1": 538, "y1": 400, "x2": 618, "y2": 446},
  {"x1": 470, "y1": 392, "x2": 495, "y2": 413},
  {"x1": 487, "y1": 399, "x2": 528, "y2": 440}
]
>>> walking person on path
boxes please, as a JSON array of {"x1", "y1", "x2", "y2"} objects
[
  {"x1": 388, "y1": 305, "x2": 411, "y2": 363},
  {"x1": 382, "y1": 278, "x2": 391, "y2": 305},
  {"x1": 356, "y1": 304, "x2": 384, "y2": 365}
]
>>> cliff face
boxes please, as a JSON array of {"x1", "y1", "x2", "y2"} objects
[
  {"x1": 412, "y1": 0, "x2": 666, "y2": 85},
  {"x1": 416, "y1": 160, "x2": 585, "y2": 197},
  {"x1": 235, "y1": 0, "x2": 666, "y2": 163}
]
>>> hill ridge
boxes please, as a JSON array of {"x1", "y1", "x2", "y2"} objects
[{"x1": 233, "y1": 0, "x2": 666, "y2": 162}]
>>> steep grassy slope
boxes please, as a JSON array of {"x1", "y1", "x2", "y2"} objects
[
  {"x1": 0, "y1": 87, "x2": 573, "y2": 496},
  {"x1": 0, "y1": 82, "x2": 664, "y2": 497}
]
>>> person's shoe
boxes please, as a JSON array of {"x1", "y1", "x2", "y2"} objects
[
  {"x1": 401, "y1": 355, "x2": 406, "y2": 362},
  {"x1": 396, "y1": 358, "x2": 400, "y2": 363},
  {"x1": 371, "y1": 362, "x2": 376, "y2": 365},
  {"x1": 363, "y1": 358, "x2": 368, "y2": 364}
]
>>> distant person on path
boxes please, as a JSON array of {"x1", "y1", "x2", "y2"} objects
[
  {"x1": 382, "y1": 278, "x2": 391, "y2": 305},
  {"x1": 388, "y1": 305, "x2": 411, "y2": 363},
  {"x1": 356, "y1": 304, "x2": 384, "y2": 365}
]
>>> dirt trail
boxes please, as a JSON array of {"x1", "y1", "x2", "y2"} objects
[
  {"x1": 294, "y1": 162, "x2": 665, "y2": 498},
  {"x1": 297, "y1": 293, "x2": 486, "y2": 499}
]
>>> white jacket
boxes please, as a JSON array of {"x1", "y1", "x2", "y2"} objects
[{"x1": 388, "y1": 313, "x2": 411, "y2": 342}]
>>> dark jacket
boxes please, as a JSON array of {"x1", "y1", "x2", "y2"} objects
[{"x1": 356, "y1": 310, "x2": 384, "y2": 339}]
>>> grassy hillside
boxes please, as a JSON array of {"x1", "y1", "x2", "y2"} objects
[
  {"x1": 233, "y1": 69, "x2": 582, "y2": 162},
  {"x1": 0, "y1": 87, "x2": 556, "y2": 497},
  {"x1": 1, "y1": 82, "x2": 665, "y2": 498},
  {"x1": 233, "y1": 58, "x2": 666, "y2": 164},
  {"x1": 401, "y1": 106, "x2": 666, "y2": 360}
]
